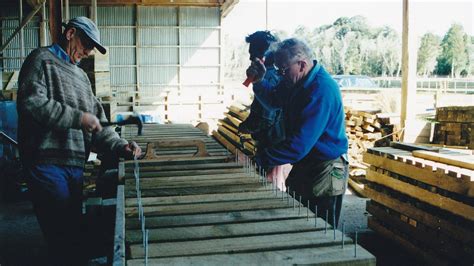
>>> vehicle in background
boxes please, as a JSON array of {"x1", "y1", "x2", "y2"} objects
[{"x1": 333, "y1": 75, "x2": 377, "y2": 89}]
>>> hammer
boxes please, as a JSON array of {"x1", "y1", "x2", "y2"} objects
[
  {"x1": 242, "y1": 31, "x2": 278, "y2": 87},
  {"x1": 101, "y1": 115, "x2": 143, "y2": 135}
]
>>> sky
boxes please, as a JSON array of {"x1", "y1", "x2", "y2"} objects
[{"x1": 222, "y1": 0, "x2": 473, "y2": 42}]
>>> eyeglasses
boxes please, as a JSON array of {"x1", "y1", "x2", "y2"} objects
[
  {"x1": 80, "y1": 36, "x2": 95, "y2": 51},
  {"x1": 76, "y1": 29, "x2": 95, "y2": 51},
  {"x1": 274, "y1": 61, "x2": 300, "y2": 76}
]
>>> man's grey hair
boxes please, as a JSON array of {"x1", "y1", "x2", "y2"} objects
[{"x1": 276, "y1": 38, "x2": 314, "y2": 63}]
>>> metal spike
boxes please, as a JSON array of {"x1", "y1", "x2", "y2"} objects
[
  {"x1": 248, "y1": 157, "x2": 251, "y2": 174},
  {"x1": 264, "y1": 171, "x2": 267, "y2": 187},
  {"x1": 354, "y1": 230, "x2": 358, "y2": 257},
  {"x1": 342, "y1": 221, "x2": 345, "y2": 249},
  {"x1": 307, "y1": 200, "x2": 309, "y2": 220},
  {"x1": 314, "y1": 205, "x2": 318, "y2": 227},
  {"x1": 333, "y1": 206, "x2": 337, "y2": 240},
  {"x1": 142, "y1": 216, "x2": 146, "y2": 247},
  {"x1": 254, "y1": 163, "x2": 256, "y2": 179},
  {"x1": 292, "y1": 191, "x2": 296, "y2": 210},
  {"x1": 287, "y1": 186, "x2": 290, "y2": 205},
  {"x1": 298, "y1": 195, "x2": 302, "y2": 215},
  {"x1": 282, "y1": 182, "x2": 285, "y2": 200},
  {"x1": 145, "y1": 229, "x2": 149, "y2": 266},
  {"x1": 325, "y1": 209, "x2": 328, "y2": 234},
  {"x1": 245, "y1": 156, "x2": 249, "y2": 174}
]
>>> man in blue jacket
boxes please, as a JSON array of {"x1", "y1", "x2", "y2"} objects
[{"x1": 246, "y1": 38, "x2": 349, "y2": 227}]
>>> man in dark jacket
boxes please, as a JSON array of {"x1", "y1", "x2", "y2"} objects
[
  {"x1": 246, "y1": 38, "x2": 349, "y2": 227},
  {"x1": 17, "y1": 17, "x2": 141, "y2": 264}
]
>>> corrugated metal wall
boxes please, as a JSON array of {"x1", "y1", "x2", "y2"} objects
[
  {"x1": 1, "y1": 8, "x2": 39, "y2": 73},
  {"x1": 1, "y1": 5, "x2": 225, "y2": 123}
]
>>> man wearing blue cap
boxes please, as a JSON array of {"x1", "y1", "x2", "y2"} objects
[{"x1": 17, "y1": 17, "x2": 141, "y2": 264}]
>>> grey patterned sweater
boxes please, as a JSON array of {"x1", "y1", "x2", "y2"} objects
[{"x1": 17, "y1": 47, "x2": 127, "y2": 168}]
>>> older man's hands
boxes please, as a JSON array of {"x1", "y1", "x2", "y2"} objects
[
  {"x1": 246, "y1": 58, "x2": 266, "y2": 83},
  {"x1": 81, "y1": 112, "x2": 103, "y2": 133},
  {"x1": 121, "y1": 141, "x2": 142, "y2": 159}
]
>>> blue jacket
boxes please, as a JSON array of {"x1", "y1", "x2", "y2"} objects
[{"x1": 254, "y1": 61, "x2": 348, "y2": 167}]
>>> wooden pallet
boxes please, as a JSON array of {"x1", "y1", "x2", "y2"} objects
[{"x1": 113, "y1": 125, "x2": 375, "y2": 266}]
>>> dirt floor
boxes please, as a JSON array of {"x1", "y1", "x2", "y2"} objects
[{"x1": 0, "y1": 188, "x2": 426, "y2": 266}]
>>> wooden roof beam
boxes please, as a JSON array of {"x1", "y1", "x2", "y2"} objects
[{"x1": 68, "y1": 0, "x2": 223, "y2": 6}]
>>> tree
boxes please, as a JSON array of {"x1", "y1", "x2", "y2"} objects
[
  {"x1": 417, "y1": 33, "x2": 441, "y2": 76},
  {"x1": 436, "y1": 24, "x2": 469, "y2": 77}
]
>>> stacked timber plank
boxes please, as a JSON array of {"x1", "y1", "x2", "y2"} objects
[
  {"x1": 433, "y1": 106, "x2": 474, "y2": 149},
  {"x1": 345, "y1": 108, "x2": 397, "y2": 196},
  {"x1": 122, "y1": 123, "x2": 229, "y2": 157},
  {"x1": 363, "y1": 144, "x2": 474, "y2": 265},
  {"x1": 212, "y1": 104, "x2": 256, "y2": 156},
  {"x1": 114, "y1": 124, "x2": 375, "y2": 265},
  {"x1": 80, "y1": 50, "x2": 116, "y2": 121}
]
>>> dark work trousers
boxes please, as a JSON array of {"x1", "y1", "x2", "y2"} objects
[
  {"x1": 286, "y1": 154, "x2": 349, "y2": 228},
  {"x1": 25, "y1": 164, "x2": 85, "y2": 265}
]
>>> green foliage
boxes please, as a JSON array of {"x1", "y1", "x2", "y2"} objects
[
  {"x1": 417, "y1": 33, "x2": 441, "y2": 76},
  {"x1": 224, "y1": 17, "x2": 473, "y2": 79},
  {"x1": 436, "y1": 24, "x2": 470, "y2": 77}
]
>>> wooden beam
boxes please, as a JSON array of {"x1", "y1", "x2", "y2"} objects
[
  {"x1": 366, "y1": 169, "x2": 474, "y2": 222},
  {"x1": 363, "y1": 152, "x2": 474, "y2": 196},
  {"x1": 126, "y1": 218, "x2": 323, "y2": 243},
  {"x1": 220, "y1": 0, "x2": 238, "y2": 18},
  {"x1": 67, "y1": 0, "x2": 222, "y2": 6},
  {"x1": 400, "y1": 0, "x2": 418, "y2": 142},
  {"x1": 129, "y1": 230, "x2": 347, "y2": 259},
  {"x1": 123, "y1": 167, "x2": 244, "y2": 179},
  {"x1": 365, "y1": 186, "x2": 474, "y2": 244},
  {"x1": 49, "y1": 0, "x2": 62, "y2": 43},
  {"x1": 368, "y1": 217, "x2": 448, "y2": 266},
  {"x1": 40, "y1": 2, "x2": 48, "y2": 46},
  {"x1": 412, "y1": 150, "x2": 474, "y2": 170},
  {"x1": 126, "y1": 208, "x2": 309, "y2": 229},
  {"x1": 125, "y1": 190, "x2": 275, "y2": 207},
  {"x1": 113, "y1": 185, "x2": 126, "y2": 266},
  {"x1": 127, "y1": 245, "x2": 375, "y2": 266},
  {"x1": 125, "y1": 183, "x2": 268, "y2": 197},
  {"x1": 3, "y1": 71, "x2": 19, "y2": 90}
]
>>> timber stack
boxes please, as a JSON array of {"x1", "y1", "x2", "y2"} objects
[
  {"x1": 363, "y1": 143, "x2": 474, "y2": 265},
  {"x1": 345, "y1": 107, "x2": 398, "y2": 195},
  {"x1": 114, "y1": 124, "x2": 376, "y2": 265},
  {"x1": 212, "y1": 103, "x2": 256, "y2": 156},
  {"x1": 80, "y1": 49, "x2": 116, "y2": 121},
  {"x1": 433, "y1": 106, "x2": 474, "y2": 149}
]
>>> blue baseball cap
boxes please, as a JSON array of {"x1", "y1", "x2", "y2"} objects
[{"x1": 63, "y1": 16, "x2": 106, "y2": 54}]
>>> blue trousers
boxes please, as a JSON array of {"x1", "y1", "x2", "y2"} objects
[{"x1": 25, "y1": 164, "x2": 85, "y2": 265}]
